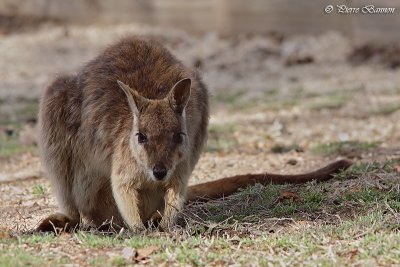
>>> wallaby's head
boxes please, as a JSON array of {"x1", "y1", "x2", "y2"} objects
[{"x1": 117, "y1": 79, "x2": 191, "y2": 182}]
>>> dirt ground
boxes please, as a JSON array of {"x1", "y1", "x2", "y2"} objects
[{"x1": 0, "y1": 22, "x2": 399, "y2": 266}]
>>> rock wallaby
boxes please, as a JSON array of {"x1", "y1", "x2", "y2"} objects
[{"x1": 37, "y1": 37, "x2": 351, "y2": 232}]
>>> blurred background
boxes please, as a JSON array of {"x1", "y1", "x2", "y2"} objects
[{"x1": 0, "y1": 0, "x2": 400, "y2": 182}]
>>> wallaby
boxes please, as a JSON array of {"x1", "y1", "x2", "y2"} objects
[{"x1": 37, "y1": 37, "x2": 351, "y2": 232}]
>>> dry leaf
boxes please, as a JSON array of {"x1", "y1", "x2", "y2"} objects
[
  {"x1": 348, "y1": 249, "x2": 359, "y2": 260},
  {"x1": 278, "y1": 191, "x2": 301, "y2": 202},
  {"x1": 394, "y1": 165, "x2": 400, "y2": 173},
  {"x1": 135, "y1": 245, "x2": 158, "y2": 262},
  {"x1": 295, "y1": 220, "x2": 309, "y2": 226},
  {"x1": 211, "y1": 259, "x2": 227, "y2": 266},
  {"x1": 286, "y1": 159, "x2": 298, "y2": 165},
  {"x1": 0, "y1": 227, "x2": 11, "y2": 239}
]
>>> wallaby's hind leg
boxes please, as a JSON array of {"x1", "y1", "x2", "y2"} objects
[
  {"x1": 37, "y1": 75, "x2": 82, "y2": 233},
  {"x1": 36, "y1": 213, "x2": 79, "y2": 233},
  {"x1": 36, "y1": 172, "x2": 80, "y2": 232}
]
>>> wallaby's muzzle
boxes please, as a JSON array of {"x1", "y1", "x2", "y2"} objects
[{"x1": 153, "y1": 163, "x2": 168, "y2": 180}]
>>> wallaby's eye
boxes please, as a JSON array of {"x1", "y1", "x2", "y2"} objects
[
  {"x1": 136, "y1": 133, "x2": 147, "y2": 144},
  {"x1": 172, "y1": 132, "x2": 185, "y2": 144}
]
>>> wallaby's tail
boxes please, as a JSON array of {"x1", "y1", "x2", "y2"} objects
[{"x1": 186, "y1": 159, "x2": 352, "y2": 202}]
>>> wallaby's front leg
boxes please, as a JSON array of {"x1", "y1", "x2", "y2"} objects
[
  {"x1": 111, "y1": 175, "x2": 145, "y2": 232},
  {"x1": 160, "y1": 182, "x2": 186, "y2": 230}
]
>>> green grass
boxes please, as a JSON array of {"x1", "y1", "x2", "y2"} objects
[
  {"x1": 16, "y1": 103, "x2": 39, "y2": 121},
  {"x1": 0, "y1": 234, "x2": 64, "y2": 267},
  {"x1": 212, "y1": 88, "x2": 301, "y2": 111},
  {"x1": 334, "y1": 161, "x2": 393, "y2": 179},
  {"x1": 211, "y1": 87, "x2": 354, "y2": 113},
  {"x1": 212, "y1": 90, "x2": 253, "y2": 111},
  {"x1": 0, "y1": 247, "x2": 48, "y2": 267},
  {"x1": 371, "y1": 104, "x2": 400, "y2": 116},
  {"x1": 258, "y1": 211, "x2": 399, "y2": 266},
  {"x1": 188, "y1": 182, "x2": 327, "y2": 223},
  {"x1": 0, "y1": 98, "x2": 38, "y2": 125},
  {"x1": 17, "y1": 233, "x2": 57, "y2": 244},
  {"x1": 32, "y1": 184, "x2": 47, "y2": 196},
  {"x1": 270, "y1": 143, "x2": 303, "y2": 153},
  {"x1": 312, "y1": 141, "x2": 380, "y2": 157},
  {"x1": 3, "y1": 211, "x2": 398, "y2": 266},
  {"x1": 78, "y1": 233, "x2": 123, "y2": 248},
  {"x1": 213, "y1": 90, "x2": 246, "y2": 105},
  {"x1": 0, "y1": 100, "x2": 38, "y2": 157},
  {"x1": 0, "y1": 132, "x2": 34, "y2": 157},
  {"x1": 186, "y1": 161, "x2": 399, "y2": 224},
  {"x1": 344, "y1": 188, "x2": 400, "y2": 212},
  {"x1": 212, "y1": 87, "x2": 350, "y2": 112},
  {"x1": 308, "y1": 93, "x2": 348, "y2": 110},
  {"x1": 1, "y1": 160, "x2": 399, "y2": 266},
  {"x1": 206, "y1": 123, "x2": 239, "y2": 152}
]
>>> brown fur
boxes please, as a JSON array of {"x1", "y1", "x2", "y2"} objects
[
  {"x1": 37, "y1": 37, "x2": 351, "y2": 233},
  {"x1": 38, "y1": 37, "x2": 208, "y2": 231}
]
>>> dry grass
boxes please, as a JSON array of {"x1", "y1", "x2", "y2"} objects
[{"x1": 1, "y1": 160, "x2": 399, "y2": 266}]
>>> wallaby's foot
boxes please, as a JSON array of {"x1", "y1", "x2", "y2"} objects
[{"x1": 36, "y1": 213, "x2": 79, "y2": 233}]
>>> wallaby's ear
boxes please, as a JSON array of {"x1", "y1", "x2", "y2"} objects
[
  {"x1": 168, "y1": 78, "x2": 191, "y2": 114},
  {"x1": 117, "y1": 80, "x2": 148, "y2": 116}
]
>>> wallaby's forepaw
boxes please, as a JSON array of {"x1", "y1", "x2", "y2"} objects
[
  {"x1": 145, "y1": 212, "x2": 186, "y2": 232},
  {"x1": 144, "y1": 212, "x2": 163, "y2": 229},
  {"x1": 127, "y1": 224, "x2": 146, "y2": 234},
  {"x1": 36, "y1": 213, "x2": 79, "y2": 233}
]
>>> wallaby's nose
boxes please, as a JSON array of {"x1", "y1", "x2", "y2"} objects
[{"x1": 153, "y1": 164, "x2": 167, "y2": 180}]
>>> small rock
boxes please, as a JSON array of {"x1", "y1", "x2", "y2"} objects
[{"x1": 122, "y1": 247, "x2": 135, "y2": 260}]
